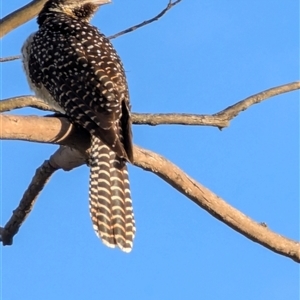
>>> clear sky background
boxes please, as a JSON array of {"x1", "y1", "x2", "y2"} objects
[{"x1": 1, "y1": 1, "x2": 299, "y2": 299}]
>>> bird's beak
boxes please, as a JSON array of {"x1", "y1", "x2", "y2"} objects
[{"x1": 91, "y1": 0, "x2": 112, "y2": 5}]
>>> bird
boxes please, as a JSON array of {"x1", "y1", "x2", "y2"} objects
[{"x1": 21, "y1": 0, "x2": 135, "y2": 252}]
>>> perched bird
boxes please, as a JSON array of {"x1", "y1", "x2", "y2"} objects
[{"x1": 21, "y1": 0, "x2": 135, "y2": 252}]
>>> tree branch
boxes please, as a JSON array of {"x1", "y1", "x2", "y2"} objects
[
  {"x1": 0, "y1": 55, "x2": 22, "y2": 63},
  {"x1": 0, "y1": 115, "x2": 299, "y2": 262},
  {"x1": 107, "y1": 0, "x2": 182, "y2": 40},
  {"x1": 0, "y1": 95, "x2": 52, "y2": 112},
  {"x1": 1, "y1": 0, "x2": 182, "y2": 62},
  {"x1": 0, "y1": 0, "x2": 47, "y2": 38},
  {"x1": 1, "y1": 1, "x2": 298, "y2": 263},
  {"x1": 0, "y1": 160, "x2": 57, "y2": 245},
  {"x1": 134, "y1": 146, "x2": 300, "y2": 263},
  {"x1": 215, "y1": 81, "x2": 300, "y2": 120},
  {"x1": 0, "y1": 145, "x2": 87, "y2": 246},
  {"x1": 0, "y1": 114, "x2": 91, "y2": 152},
  {"x1": 1, "y1": 82, "x2": 299, "y2": 128}
]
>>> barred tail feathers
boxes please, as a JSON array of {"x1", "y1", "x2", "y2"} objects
[
  {"x1": 89, "y1": 136, "x2": 114, "y2": 247},
  {"x1": 89, "y1": 135, "x2": 135, "y2": 252}
]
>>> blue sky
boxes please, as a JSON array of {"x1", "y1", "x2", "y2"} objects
[{"x1": 1, "y1": 0, "x2": 299, "y2": 299}]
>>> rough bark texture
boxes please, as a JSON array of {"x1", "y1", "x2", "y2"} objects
[
  {"x1": 0, "y1": 1, "x2": 299, "y2": 263},
  {"x1": 0, "y1": 113, "x2": 299, "y2": 262}
]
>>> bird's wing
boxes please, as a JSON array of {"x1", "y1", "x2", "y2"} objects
[{"x1": 29, "y1": 26, "x2": 130, "y2": 159}]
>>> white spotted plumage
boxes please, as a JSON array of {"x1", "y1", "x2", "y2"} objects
[{"x1": 21, "y1": 0, "x2": 135, "y2": 252}]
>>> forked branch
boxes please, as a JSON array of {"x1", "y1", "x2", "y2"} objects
[
  {"x1": 108, "y1": 0, "x2": 182, "y2": 40},
  {"x1": 0, "y1": 115, "x2": 299, "y2": 262},
  {"x1": 1, "y1": 82, "x2": 299, "y2": 128},
  {"x1": 0, "y1": 0, "x2": 182, "y2": 62}
]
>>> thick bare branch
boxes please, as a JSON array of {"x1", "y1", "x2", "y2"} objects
[
  {"x1": 0, "y1": 0, "x2": 47, "y2": 38},
  {"x1": 0, "y1": 114, "x2": 91, "y2": 153},
  {"x1": 0, "y1": 146, "x2": 87, "y2": 245},
  {"x1": 1, "y1": 114, "x2": 299, "y2": 262},
  {"x1": 0, "y1": 159, "x2": 57, "y2": 245},
  {"x1": 107, "y1": 0, "x2": 182, "y2": 40},
  {"x1": 1, "y1": 82, "x2": 299, "y2": 128},
  {"x1": 0, "y1": 0, "x2": 110, "y2": 38},
  {"x1": 134, "y1": 147, "x2": 300, "y2": 263}
]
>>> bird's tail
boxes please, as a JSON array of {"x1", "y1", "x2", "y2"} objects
[{"x1": 89, "y1": 135, "x2": 135, "y2": 252}]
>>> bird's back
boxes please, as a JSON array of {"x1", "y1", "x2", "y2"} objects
[
  {"x1": 28, "y1": 12, "x2": 133, "y2": 161},
  {"x1": 22, "y1": 1, "x2": 135, "y2": 252}
]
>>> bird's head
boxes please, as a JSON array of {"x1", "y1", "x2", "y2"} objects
[{"x1": 39, "y1": 0, "x2": 111, "y2": 23}]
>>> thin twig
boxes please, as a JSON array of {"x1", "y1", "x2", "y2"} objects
[
  {"x1": 215, "y1": 81, "x2": 300, "y2": 120},
  {"x1": 132, "y1": 113, "x2": 228, "y2": 127},
  {"x1": 0, "y1": 0, "x2": 182, "y2": 63},
  {"x1": 0, "y1": 55, "x2": 22, "y2": 63},
  {"x1": 0, "y1": 96, "x2": 53, "y2": 112},
  {"x1": 108, "y1": 0, "x2": 182, "y2": 40}
]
